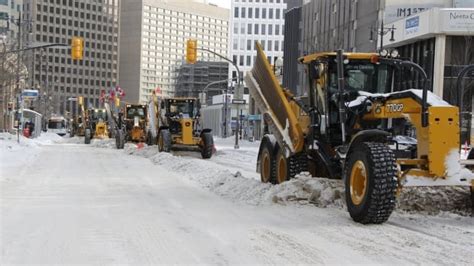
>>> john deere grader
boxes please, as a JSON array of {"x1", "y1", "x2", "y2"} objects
[
  {"x1": 156, "y1": 98, "x2": 214, "y2": 159},
  {"x1": 246, "y1": 43, "x2": 473, "y2": 224}
]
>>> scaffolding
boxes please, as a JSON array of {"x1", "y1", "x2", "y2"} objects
[{"x1": 174, "y1": 61, "x2": 229, "y2": 100}]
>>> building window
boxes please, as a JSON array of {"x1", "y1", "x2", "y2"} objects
[
  {"x1": 268, "y1": 24, "x2": 273, "y2": 35},
  {"x1": 247, "y1": 23, "x2": 252, "y2": 34},
  {"x1": 269, "y1": 8, "x2": 273, "y2": 19},
  {"x1": 262, "y1": 8, "x2": 266, "y2": 19},
  {"x1": 276, "y1": 9, "x2": 280, "y2": 19},
  {"x1": 275, "y1": 24, "x2": 280, "y2": 35},
  {"x1": 255, "y1": 8, "x2": 259, "y2": 18},
  {"x1": 233, "y1": 38, "x2": 238, "y2": 49},
  {"x1": 233, "y1": 23, "x2": 238, "y2": 34},
  {"x1": 261, "y1": 24, "x2": 266, "y2": 35},
  {"x1": 234, "y1": 7, "x2": 238, "y2": 18},
  {"x1": 239, "y1": 55, "x2": 244, "y2": 66},
  {"x1": 254, "y1": 24, "x2": 259, "y2": 34},
  {"x1": 247, "y1": 40, "x2": 251, "y2": 50},
  {"x1": 248, "y1": 8, "x2": 252, "y2": 18},
  {"x1": 241, "y1": 7, "x2": 245, "y2": 18},
  {"x1": 246, "y1": 55, "x2": 251, "y2": 66}
]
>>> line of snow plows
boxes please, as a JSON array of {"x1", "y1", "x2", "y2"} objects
[
  {"x1": 71, "y1": 42, "x2": 473, "y2": 224},
  {"x1": 70, "y1": 95, "x2": 214, "y2": 159}
]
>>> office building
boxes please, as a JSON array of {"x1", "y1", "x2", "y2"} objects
[
  {"x1": 24, "y1": 0, "x2": 120, "y2": 117},
  {"x1": 119, "y1": 0, "x2": 229, "y2": 103},
  {"x1": 228, "y1": 0, "x2": 287, "y2": 81},
  {"x1": 0, "y1": 0, "x2": 23, "y2": 38}
]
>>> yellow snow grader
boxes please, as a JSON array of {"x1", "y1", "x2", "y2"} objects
[
  {"x1": 115, "y1": 103, "x2": 150, "y2": 149},
  {"x1": 76, "y1": 97, "x2": 111, "y2": 143},
  {"x1": 89, "y1": 108, "x2": 110, "y2": 139},
  {"x1": 246, "y1": 43, "x2": 473, "y2": 224},
  {"x1": 156, "y1": 97, "x2": 214, "y2": 159}
]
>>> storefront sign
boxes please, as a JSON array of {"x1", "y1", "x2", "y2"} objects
[
  {"x1": 384, "y1": 4, "x2": 442, "y2": 23},
  {"x1": 442, "y1": 10, "x2": 474, "y2": 32},
  {"x1": 405, "y1": 16, "x2": 420, "y2": 35}
]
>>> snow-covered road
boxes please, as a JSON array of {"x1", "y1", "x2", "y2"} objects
[{"x1": 1, "y1": 135, "x2": 473, "y2": 265}]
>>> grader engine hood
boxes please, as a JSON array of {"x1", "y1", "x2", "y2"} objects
[
  {"x1": 353, "y1": 89, "x2": 473, "y2": 186},
  {"x1": 94, "y1": 121, "x2": 109, "y2": 139}
]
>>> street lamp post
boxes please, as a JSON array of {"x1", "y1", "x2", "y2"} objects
[
  {"x1": 369, "y1": 19, "x2": 396, "y2": 51},
  {"x1": 197, "y1": 47, "x2": 243, "y2": 149}
]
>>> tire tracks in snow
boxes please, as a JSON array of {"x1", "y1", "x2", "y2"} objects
[{"x1": 250, "y1": 228, "x2": 324, "y2": 264}]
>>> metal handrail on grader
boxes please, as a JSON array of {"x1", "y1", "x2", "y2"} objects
[{"x1": 246, "y1": 43, "x2": 473, "y2": 224}]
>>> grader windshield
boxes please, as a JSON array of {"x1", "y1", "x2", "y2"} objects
[
  {"x1": 167, "y1": 99, "x2": 195, "y2": 118},
  {"x1": 328, "y1": 60, "x2": 391, "y2": 94}
]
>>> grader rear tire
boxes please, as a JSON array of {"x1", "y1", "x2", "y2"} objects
[
  {"x1": 275, "y1": 148, "x2": 289, "y2": 184},
  {"x1": 201, "y1": 132, "x2": 214, "y2": 159},
  {"x1": 259, "y1": 141, "x2": 276, "y2": 184},
  {"x1": 85, "y1": 128, "x2": 91, "y2": 144},
  {"x1": 158, "y1": 129, "x2": 171, "y2": 152},
  {"x1": 345, "y1": 142, "x2": 397, "y2": 224},
  {"x1": 115, "y1": 130, "x2": 125, "y2": 149}
]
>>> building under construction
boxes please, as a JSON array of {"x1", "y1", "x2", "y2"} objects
[{"x1": 174, "y1": 61, "x2": 229, "y2": 101}]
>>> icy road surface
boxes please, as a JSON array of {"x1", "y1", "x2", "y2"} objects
[{"x1": 1, "y1": 134, "x2": 473, "y2": 265}]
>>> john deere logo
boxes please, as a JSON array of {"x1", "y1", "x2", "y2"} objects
[
  {"x1": 185, "y1": 122, "x2": 191, "y2": 127},
  {"x1": 375, "y1": 105, "x2": 382, "y2": 114}
]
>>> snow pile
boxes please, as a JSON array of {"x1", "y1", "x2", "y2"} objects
[
  {"x1": 124, "y1": 145, "x2": 345, "y2": 207},
  {"x1": 124, "y1": 143, "x2": 156, "y2": 157},
  {"x1": 34, "y1": 132, "x2": 65, "y2": 145},
  {"x1": 268, "y1": 173, "x2": 345, "y2": 208},
  {"x1": 89, "y1": 138, "x2": 116, "y2": 149},
  {"x1": 0, "y1": 132, "x2": 39, "y2": 151},
  {"x1": 397, "y1": 186, "x2": 472, "y2": 215},
  {"x1": 63, "y1": 136, "x2": 84, "y2": 144},
  {"x1": 123, "y1": 143, "x2": 472, "y2": 215},
  {"x1": 445, "y1": 149, "x2": 474, "y2": 181},
  {"x1": 0, "y1": 132, "x2": 64, "y2": 150},
  {"x1": 358, "y1": 89, "x2": 451, "y2": 107}
]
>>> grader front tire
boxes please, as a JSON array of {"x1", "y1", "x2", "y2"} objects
[
  {"x1": 275, "y1": 149, "x2": 289, "y2": 184},
  {"x1": 345, "y1": 142, "x2": 398, "y2": 224}
]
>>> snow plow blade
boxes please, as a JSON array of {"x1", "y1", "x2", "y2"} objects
[{"x1": 245, "y1": 42, "x2": 304, "y2": 153}]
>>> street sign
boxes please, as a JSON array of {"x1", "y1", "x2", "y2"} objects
[
  {"x1": 233, "y1": 83, "x2": 244, "y2": 100},
  {"x1": 232, "y1": 99, "x2": 246, "y2": 105},
  {"x1": 247, "y1": 114, "x2": 261, "y2": 121},
  {"x1": 22, "y1": 89, "x2": 39, "y2": 99}
]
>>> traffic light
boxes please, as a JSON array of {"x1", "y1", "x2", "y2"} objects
[
  {"x1": 71, "y1": 36, "x2": 84, "y2": 60},
  {"x1": 186, "y1": 39, "x2": 197, "y2": 64}
]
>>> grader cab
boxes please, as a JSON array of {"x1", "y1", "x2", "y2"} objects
[{"x1": 246, "y1": 43, "x2": 473, "y2": 224}]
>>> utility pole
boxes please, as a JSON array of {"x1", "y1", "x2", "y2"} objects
[{"x1": 15, "y1": 11, "x2": 21, "y2": 143}]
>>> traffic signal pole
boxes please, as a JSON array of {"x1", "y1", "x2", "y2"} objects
[{"x1": 196, "y1": 47, "x2": 242, "y2": 149}]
